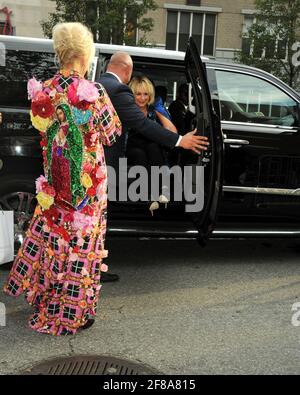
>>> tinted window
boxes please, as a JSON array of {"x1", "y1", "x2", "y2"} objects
[
  {"x1": 0, "y1": 49, "x2": 56, "y2": 108},
  {"x1": 132, "y1": 60, "x2": 187, "y2": 106},
  {"x1": 215, "y1": 70, "x2": 299, "y2": 127}
]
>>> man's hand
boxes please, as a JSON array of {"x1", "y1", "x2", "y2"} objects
[{"x1": 179, "y1": 129, "x2": 209, "y2": 154}]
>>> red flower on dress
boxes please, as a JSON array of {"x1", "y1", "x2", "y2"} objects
[
  {"x1": 64, "y1": 212, "x2": 74, "y2": 223},
  {"x1": 43, "y1": 184, "x2": 56, "y2": 197},
  {"x1": 77, "y1": 100, "x2": 91, "y2": 111},
  {"x1": 55, "y1": 226, "x2": 71, "y2": 242},
  {"x1": 31, "y1": 91, "x2": 54, "y2": 118},
  {"x1": 87, "y1": 187, "x2": 96, "y2": 197},
  {"x1": 84, "y1": 132, "x2": 95, "y2": 148},
  {"x1": 81, "y1": 205, "x2": 94, "y2": 216},
  {"x1": 44, "y1": 206, "x2": 60, "y2": 224},
  {"x1": 40, "y1": 139, "x2": 47, "y2": 148}
]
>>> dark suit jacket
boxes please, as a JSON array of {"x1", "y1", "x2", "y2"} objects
[{"x1": 98, "y1": 72, "x2": 179, "y2": 169}]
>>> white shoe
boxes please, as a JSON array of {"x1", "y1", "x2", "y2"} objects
[
  {"x1": 149, "y1": 201, "x2": 159, "y2": 216},
  {"x1": 158, "y1": 194, "x2": 169, "y2": 208}
]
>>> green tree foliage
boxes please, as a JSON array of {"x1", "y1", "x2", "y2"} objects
[
  {"x1": 41, "y1": 0, "x2": 157, "y2": 46},
  {"x1": 235, "y1": 0, "x2": 300, "y2": 88}
]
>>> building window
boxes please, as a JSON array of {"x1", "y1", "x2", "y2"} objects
[
  {"x1": 0, "y1": 21, "x2": 14, "y2": 35},
  {"x1": 166, "y1": 11, "x2": 216, "y2": 55},
  {"x1": 186, "y1": 0, "x2": 201, "y2": 6}
]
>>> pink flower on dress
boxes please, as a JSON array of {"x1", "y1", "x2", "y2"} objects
[
  {"x1": 83, "y1": 162, "x2": 94, "y2": 174},
  {"x1": 35, "y1": 175, "x2": 47, "y2": 193},
  {"x1": 69, "y1": 252, "x2": 78, "y2": 262},
  {"x1": 57, "y1": 273, "x2": 64, "y2": 281},
  {"x1": 73, "y1": 211, "x2": 89, "y2": 230},
  {"x1": 96, "y1": 166, "x2": 106, "y2": 179},
  {"x1": 91, "y1": 216, "x2": 98, "y2": 226},
  {"x1": 100, "y1": 249, "x2": 108, "y2": 259},
  {"x1": 57, "y1": 238, "x2": 67, "y2": 248},
  {"x1": 100, "y1": 263, "x2": 108, "y2": 272},
  {"x1": 27, "y1": 77, "x2": 43, "y2": 100},
  {"x1": 49, "y1": 89, "x2": 57, "y2": 99},
  {"x1": 76, "y1": 230, "x2": 83, "y2": 239},
  {"x1": 81, "y1": 267, "x2": 89, "y2": 276},
  {"x1": 42, "y1": 224, "x2": 50, "y2": 233},
  {"x1": 90, "y1": 132, "x2": 98, "y2": 143},
  {"x1": 77, "y1": 237, "x2": 85, "y2": 247},
  {"x1": 77, "y1": 80, "x2": 99, "y2": 102},
  {"x1": 27, "y1": 290, "x2": 35, "y2": 298},
  {"x1": 72, "y1": 212, "x2": 96, "y2": 234},
  {"x1": 86, "y1": 288, "x2": 94, "y2": 297},
  {"x1": 96, "y1": 183, "x2": 107, "y2": 201},
  {"x1": 68, "y1": 247, "x2": 79, "y2": 262}
]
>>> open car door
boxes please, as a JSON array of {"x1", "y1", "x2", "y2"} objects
[{"x1": 184, "y1": 37, "x2": 224, "y2": 245}]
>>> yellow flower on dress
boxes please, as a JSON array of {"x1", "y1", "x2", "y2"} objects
[
  {"x1": 36, "y1": 192, "x2": 54, "y2": 210},
  {"x1": 30, "y1": 110, "x2": 51, "y2": 132},
  {"x1": 81, "y1": 173, "x2": 93, "y2": 189}
]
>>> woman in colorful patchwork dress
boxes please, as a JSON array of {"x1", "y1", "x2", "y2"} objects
[{"x1": 3, "y1": 22, "x2": 122, "y2": 335}]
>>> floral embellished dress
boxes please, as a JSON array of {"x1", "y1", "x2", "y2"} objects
[{"x1": 3, "y1": 70, "x2": 121, "y2": 335}]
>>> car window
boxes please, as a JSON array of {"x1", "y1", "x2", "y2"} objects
[
  {"x1": 0, "y1": 49, "x2": 56, "y2": 108},
  {"x1": 215, "y1": 70, "x2": 299, "y2": 127},
  {"x1": 133, "y1": 61, "x2": 187, "y2": 106}
]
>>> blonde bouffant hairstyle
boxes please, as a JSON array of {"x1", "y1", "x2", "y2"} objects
[
  {"x1": 129, "y1": 76, "x2": 155, "y2": 106},
  {"x1": 52, "y1": 22, "x2": 95, "y2": 69}
]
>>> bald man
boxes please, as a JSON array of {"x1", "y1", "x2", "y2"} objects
[{"x1": 98, "y1": 51, "x2": 209, "y2": 170}]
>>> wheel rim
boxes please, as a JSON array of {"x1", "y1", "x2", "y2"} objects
[{"x1": 0, "y1": 192, "x2": 36, "y2": 255}]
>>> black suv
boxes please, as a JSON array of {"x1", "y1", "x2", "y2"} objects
[{"x1": 1, "y1": 35, "x2": 300, "y2": 253}]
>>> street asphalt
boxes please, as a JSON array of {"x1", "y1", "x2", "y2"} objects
[{"x1": 1, "y1": 237, "x2": 300, "y2": 375}]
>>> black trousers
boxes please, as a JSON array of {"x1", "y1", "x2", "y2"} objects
[
  {"x1": 126, "y1": 134, "x2": 168, "y2": 170},
  {"x1": 126, "y1": 134, "x2": 170, "y2": 198}
]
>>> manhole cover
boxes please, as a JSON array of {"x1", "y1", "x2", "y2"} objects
[{"x1": 21, "y1": 355, "x2": 161, "y2": 375}]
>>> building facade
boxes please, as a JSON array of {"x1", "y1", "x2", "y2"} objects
[
  {"x1": 0, "y1": 0, "x2": 256, "y2": 62},
  {"x1": 145, "y1": 0, "x2": 256, "y2": 62},
  {"x1": 0, "y1": 0, "x2": 54, "y2": 38}
]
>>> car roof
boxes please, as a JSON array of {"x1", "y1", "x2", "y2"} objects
[
  {"x1": 1, "y1": 35, "x2": 299, "y2": 99},
  {"x1": 0, "y1": 34, "x2": 210, "y2": 61},
  {"x1": 95, "y1": 42, "x2": 210, "y2": 62}
]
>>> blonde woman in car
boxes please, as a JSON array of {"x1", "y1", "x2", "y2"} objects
[{"x1": 126, "y1": 76, "x2": 177, "y2": 214}]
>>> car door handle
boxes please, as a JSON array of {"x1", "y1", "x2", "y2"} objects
[{"x1": 224, "y1": 138, "x2": 250, "y2": 148}]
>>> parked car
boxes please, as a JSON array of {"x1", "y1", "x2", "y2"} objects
[{"x1": 0, "y1": 35, "x2": 300, "y2": 255}]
